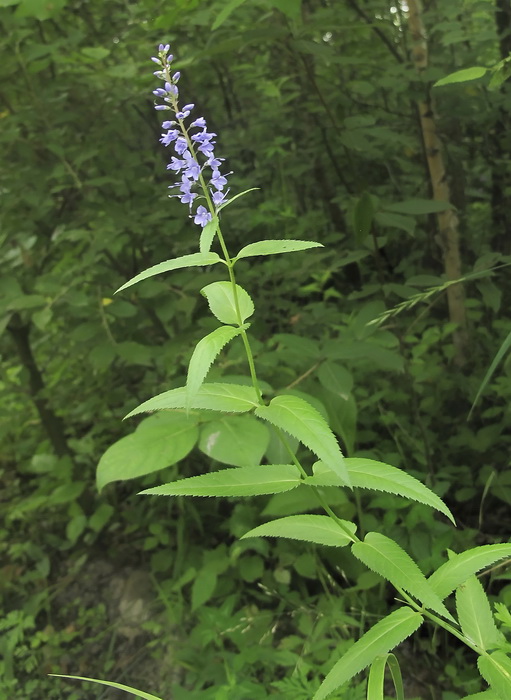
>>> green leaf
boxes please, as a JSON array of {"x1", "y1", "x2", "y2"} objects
[
  {"x1": 434, "y1": 66, "x2": 488, "y2": 87},
  {"x1": 374, "y1": 211, "x2": 416, "y2": 235},
  {"x1": 478, "y1": 652, "x2": 511, "y2": 700},
  {"x1": 241, "y1": 514, "x2": 357, "y2": 547},
  {"x1": 198, "y1": 415, "x2": 270, "y2": 467},
  {"x1": 96, "y1": 413, "x2": 198, "y2": 491},
  {"x1": 141, "y1": 464, "x2": 301, "y2": 498},
  {"x1": 469, "y1": 329, "x2": 511, "y2": 417},
  {"x1": 201, "y1": 281, "x2": 254, "y2": 325},
  {"x1": 305, "y1": 459, "x2": 455, "y2": 524},
  {"x1": 312, "y1": 608, "x2": 423, "y2": 700},
  {"x1": 199, "y1": 216, "x2": 218, "y2": 253},
  {"x1": 317, "y1": 362, "x2": 353, "y2": 399},
  {"x1": 192, "y1": 568, "x2": 217, "y2": 611},
  {"x1": 456, "y1": 575, "x2": 504, "y2": 650},
  {"x1": 116, "y1": 252, "x2": 222, "y2": 293},
  {"x1": 461, "y1": 691, "x2": 501, "y2": 700},
  {"x1": 125, "y1": 383, "x2": 260, "y2": 419},
  {"x1": 235, "y1": 239, "x2": 323, "y2": 260},
  {"x1": 49, "y1": 675, "x2": 164, "y2": 700},
  {"x1": 187, "y1": 325, "x2": 243, "y2": 397},
  {"x1": 216, "y1": 187, "x2": 259, "y2": 212},
  {"x1": 384, "y1": 199, "x2": 452, "y2": 215},
  {"x1": 212, "y1": 0, "x2": 248, "y2": 30},
  {"x1": 428, "y1": 545, "x2": 511, "y2": 601},
  {"x1": 255, "y1": 395, "x2": 351, "y2": 486},
  {"x1": 367, "y1": 655, "x2": 387, "y2": 700},
  {"x1": 352, "y1": 533, "x2": 455, "y2": 622},
  {"x1": 386, "y1": 654, "x2": 405, "y2": 700},
  {"x1": 353, "y1": 191, "x2": 375, "y2": 245}
]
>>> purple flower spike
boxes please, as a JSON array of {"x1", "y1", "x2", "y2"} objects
[{"x1": 152, "y1": 43, "x2": 232, "y2": 226}]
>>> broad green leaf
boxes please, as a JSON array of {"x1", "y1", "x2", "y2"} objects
[
  {"x1": 187, "y1": 325, "x2": 243, "y2": 397},
  {"x1": 96, "y1": 413, "x2": 198, "y2": 491},
  {"x1": 191, "y1": 568, "x2": 217, "y2": 611},
  {"x1": 317, "y1": 362, "x2": 353, "y2": 399},
  {"x1": 456, "y1": 575, "x2": 504, "y2": 650},
  {"x1": 125, "y1": 383, "x2": 259, "y2": 419},
  {"x1": 352, "y1": 533, "x2": 455, "y2": 622},
  {"x1": 461, "y1": 691, "x2": 501, "y2": 700},
  {"x1": 384, "y1": 199, "x2": 452, "y2": 216},
  {"x1": 313, "y1": 608, "x2": 423, "y2": 700},
  {"x1": 201, "y1": 281, "x2": 254, "y2": 325},
  {"x1": 241, "y1": 514, "x2": 356, "y2": 547},
  {"x1": 428, "y1": 545, "x2": 511, "y2": 601},
  {"x1": 212, "y1": 0, "x2": 248, "y2": 30},
  {"x1": 305, "y1": 459, "x2": 455, "y2": 524},
  {"x1": 478, "y1": 652, "x2": 511, "y2": 700},
  {"x1": 198, "y1": 415, "x2": 269, "y2": 467},
  {"x1": 353, "y1": 191, "x2": 375, "y2": 245},
  {"x1": 140, "y1": 464, "x2": 302, "y2": 498},
  {"x1": 375, "y1": 211, "x2": 415, "y2": 235},
  {"x1": 255, "y1": 395, "x2": 351, "y2": 486},
  {"x1": 116, "y1": 252, "x2": 222, "y2": 293},
  {"x1": 199, "y1": 216, "x2": 218, "y2": 253},
  {"x1": 49, "y1": 675, "x2": 164, "y2": 700},
  {"x1": 235, "y1": 239, "x2": 323, "y2": 260},
  {"x1": 434, "y1": 66, "x2": 488, "y2": 87}
]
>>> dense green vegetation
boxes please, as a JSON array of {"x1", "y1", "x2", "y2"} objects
[{"x1": 1, "y1": 0, "x2": 511, "y2": 698}]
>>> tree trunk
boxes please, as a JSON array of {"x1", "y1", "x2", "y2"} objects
[
  {"x1": 7, "y1": 314, "x2": 70, "y2": 457},
  {"x1": 408, "y1": 0, "x2": 468, "y2": 365}
]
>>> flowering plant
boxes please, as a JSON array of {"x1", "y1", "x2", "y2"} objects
[{"x1": 53, "y1": 43, "x2": 511, "y2": 700}]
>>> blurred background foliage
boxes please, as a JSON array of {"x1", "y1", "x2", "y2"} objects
[{"x1": 1, "y1": 0, "x2": 511, "y2": 698}]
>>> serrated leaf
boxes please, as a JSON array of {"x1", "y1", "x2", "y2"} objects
[
  {"x1": 255, "y1": 395, "x2": 351, "y2": 486},
  {"x1": 235, "y1": 239, "x2": 323, "y2": 260},
  {"x1": 96, "y1": 413, "x2": 198, "y2": 491},
  {"x1": 241, "y1": 514, "x2": 356, "y2": 546},
  {"x1": 198, "y1": 415, "x2": 269, "y2": 466},
  {"x1": 434, "y1": 66, "x2": 488, "y2": 87},
  {"x1": 456, "y1": 576, "x2": 504, "y2": 650},
  {"x1": 313, "y1": 608, "x2": 423, "y2": 700},
  {"x1": 50, "y1": 675, "x2": 164, "y2": 700},
  {"x1": 187, "y1": 325, "x2": 243, "y2": 397},
  {"x1": 201, "y1": 281, "x2": 254, "y2": 324},
  {"x1": 125, "y1": 383, "x2": 259, "y2": 419},
  {"x1": 199, "y1": 216, "x2": 218, "y2": 253},
  {"x1": 428, "y1": 545, "x2": 511, "y2": 601},
  {"x1": 478, "y1": 652, "x2": 511, "y2": 700},
  {"x1": 352, "y1": 533, "x2": 455, "y2": 622},
  {"x1": 384, "y1": 199, "x2": 452, "y2": 216},
  {"x1": 116, "y1": 252, "x2": 222, "y2": 293},
  {"x1": 305, "y1": 459, "x2": 455, "y2": 524},
  {"x1": 140, "y1": 464, "x2": 302, "y2": 498}
]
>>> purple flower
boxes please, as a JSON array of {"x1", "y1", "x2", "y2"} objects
[
  {"x1": 152, "y1": 43, "x2": 232, "y2": 225},
  {"x1": 194, "y1": 205, "x2": 212, "y2": 227}
]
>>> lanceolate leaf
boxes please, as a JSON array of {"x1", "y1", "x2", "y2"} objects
[
  {"x1": 125, "y1": 383, "x2": 259, "y2": 419},
  {"x1": 255, "y1": 395, "x2": 351, "y2": 486},
  {"x1": 201, "y1": 281, "x2": 254, "y2": 325},
  {"x1": 456, "y1": 576, "x2": 504, "y2": 650},
  {"x1": 140, "y1": 464, "x2": 302, "y2": 498},
  {"x1": 434, "y1": 66, "x2": 488, "y2": 87},
  {"x1": 352, "y1": 533, "x2": 455, "y2": 622},
  {"x1": 187, "y1": 325, "x2": 243, "y2": 397},
  {"x1": 50, "y1": 675, "x2": 164, "y2": 700},
  {"x1": 241, "y1": 514, "x2": 357, "y2": 547},
  {"x1": 96, "y1": 413, "x2": 198, "y2": 491},
  {"x1": 199, "y1": 216, "x2": 218, "y2": 253},
  {"x1": 116, "y1": 252, "x2": 222, "y2": 293},
  {"x1": 366, "y1": 655, "x2": 387, "y2": 700},
  {"x1": 305, "y1": 459, "x2": 455, "y2": 524},
  {"x1": 235, "y1": 239, "x2": 323, "y2": 260},
  {"x1": 428, "y1": 545, "x2": 511, "y2": 601},
  {"x1": 312, "y1": 608, "x2": 423, "y2": 700},
  {"x1": 477, "y1": 652, "x2": 511, "y2": 700}
]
